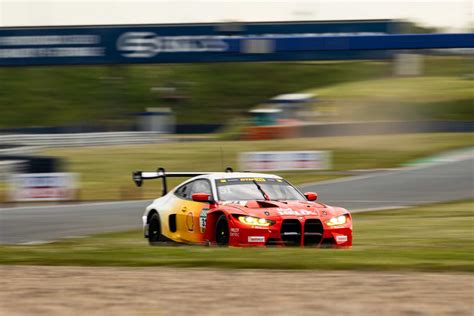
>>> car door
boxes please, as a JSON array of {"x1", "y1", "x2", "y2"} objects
[{"x1": 175, "y1": 179, "x2": 212, "y2": 243}]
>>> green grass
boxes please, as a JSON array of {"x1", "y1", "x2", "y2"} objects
[
  {"x1": 308, "y1": 75, "x2": 474, "y2": 121},
  {"x1": 1, "y1": 200, "x2": 472, "y2": 271},
  {"x1": 32, "y1": 133, "x2": 473, "y2": 200}
]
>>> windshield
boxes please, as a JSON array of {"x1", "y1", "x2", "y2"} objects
[{"x1": 216, "y1": 177, "x2": 305, "y2": 201}]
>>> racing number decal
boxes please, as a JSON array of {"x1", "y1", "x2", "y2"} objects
[{"x1": 199, "y1": 208, "x2": 209, "y2": 233}]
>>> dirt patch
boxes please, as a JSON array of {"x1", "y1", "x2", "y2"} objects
[{"x1": 1, "y1": 266, "x2": 473, "y2": 316}]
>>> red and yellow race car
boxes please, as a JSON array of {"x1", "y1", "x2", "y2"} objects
[{"x1": 133, "y1": 168, "x2": 352, "y2": 247}]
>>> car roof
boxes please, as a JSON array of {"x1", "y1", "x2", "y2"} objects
[
  {"x1": 196, "y1": 172, "x2": 282, "y2": 181},
  {"x1": 170, "y1": 172, "x2": 288, "y2": 193}
]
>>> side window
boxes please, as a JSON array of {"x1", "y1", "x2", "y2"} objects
[
  {"x1": 174, "y1": 183, "x2": 191, "y2": 199},
  {"x1": 189, "y1": 180, "x2": 212, "y2": 196},
  {"x1": 175, "y1": 180, "x2": 212, "y2": 200}
]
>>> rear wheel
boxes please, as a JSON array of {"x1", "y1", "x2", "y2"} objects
[
  {"x1": 148, "y1": 213, "x2": 163, "y2": 245},
  {"x1": 215, "y1": 214, "x2": 229, "y2": 246}
]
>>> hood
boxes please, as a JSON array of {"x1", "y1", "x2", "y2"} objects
[{"x1": 220, "y1": 200, "x2": 346, "y2": 219}]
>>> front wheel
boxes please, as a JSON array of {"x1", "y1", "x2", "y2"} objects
[
  {"x1": 148, "y1": 213, "x2": 163, "y2": 245},
  {"x1": 215, "y1": 214, "x2": 229, "y2": 246}
]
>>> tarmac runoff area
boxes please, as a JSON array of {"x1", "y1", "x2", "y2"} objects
[
  {"x1": 0, "y1": 148, "x2": 473, "y2": 244},
  {"x1": 0, "y1": 266, "x2": 473, "y2": 316}
]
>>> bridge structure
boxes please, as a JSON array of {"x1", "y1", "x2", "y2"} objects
[{"x1": 0, "y1": 20, "x2": 473, "y2": 66}]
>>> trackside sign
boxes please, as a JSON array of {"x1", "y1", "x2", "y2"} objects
[
  {"x1": 240, "y1": 151, "x2": 331, "y2": 171},
  {"x1": 9, "y1": 173, "x2": 78, "y2": 202}
]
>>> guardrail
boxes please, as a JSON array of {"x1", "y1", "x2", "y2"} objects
[
  {"x1": 0, "y1": 132, "x2": 167, "y2": 147},
  {"x1": 0, "y1": 146, "x2": 40, "y2": 155},
  {"x1": 0, "y1": 160, "x2": 22, "y2": 181}
]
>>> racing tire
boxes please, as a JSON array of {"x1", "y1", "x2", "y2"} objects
[
  {"x1": 148, "y1": 213, "x2": 164, "y2": 246},
  {"x1": 215, "y1": 214, "x2": 230, "y2": 246}
]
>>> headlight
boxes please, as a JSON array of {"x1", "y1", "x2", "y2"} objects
[
  {"x1": 238, "y1": 216, "x2": 274, "y2": 227},
  {"x1": 326, "y1": 215, "x2": 347, "y2": 226}
]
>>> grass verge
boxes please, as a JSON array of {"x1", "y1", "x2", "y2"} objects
[
  {"x1": 0, "y1": 57, "x2": 470, "y2": 127},
  {"x1": 37, "y1": 132, "x2": 474, "y2": 200},
  {"x1": 308, "y1": 76, "x2": 474, "y2": 121},
  {"x1": 1, "y1": 200, "x2": 472, "y2": 271},
  {"x1": 0, "y1": 60, "x2": 390, "y2": 127}
]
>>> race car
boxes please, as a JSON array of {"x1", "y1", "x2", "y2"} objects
[{"x1": 132, "y1": 168, "x2": 352, "y2": 247}]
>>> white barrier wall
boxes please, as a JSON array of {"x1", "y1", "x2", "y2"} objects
[
  {"x1": 239, "y1": 151, "x2": 331, "y2": 171},
  {"x1": 9, "y1": 173, "x2": 78, "y2": 202}
]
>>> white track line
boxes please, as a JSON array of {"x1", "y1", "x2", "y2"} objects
[
  {"x1": 17, "y1": 240, "x2": 54, "y2": 245},
  {"x1": 351, "y1": 205, "x2": 411, "y2": 213},
  {"x1": 0, "y1": 199, "x2": 150, "y2": 211},
  {"x1": 300, "y1": 169, "x2": 400, "y2": 187},
  {"x1": 325, "y1": 200, "x2": 434, "y2": 203},
  {"x1": 300, "y1": 148, "x2": 473, "y2": 188}
]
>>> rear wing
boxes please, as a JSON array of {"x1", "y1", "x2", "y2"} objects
[{"x1": 132, "y1": 167, "x2": 233, "y2": 196}]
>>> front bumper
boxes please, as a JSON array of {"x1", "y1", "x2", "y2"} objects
[{"x1": 228, "y1": 216, "x2": 352, "y2": 248}]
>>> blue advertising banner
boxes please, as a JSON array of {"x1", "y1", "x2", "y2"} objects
[{"x1": 0, "y1": 20, "x2": 472, "y2": 66}]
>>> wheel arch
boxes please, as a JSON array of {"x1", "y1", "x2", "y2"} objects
[
  {"x1": 204, "y1": 209, "x2": 228, "y2": 243},
  {"x1": 147, "y1": 209, "x2": 158, "y2": 223},
  {"x1": 144, "y1": 209, "x2": 158, "y2": 238}
]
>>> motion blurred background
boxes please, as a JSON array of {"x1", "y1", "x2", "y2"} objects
[
  {"x1": 0, "y1": 1, "x2": 473, "y2": 315},
  {"x1": 0, "y1": 0, "x2": 472, "y2": 201}
]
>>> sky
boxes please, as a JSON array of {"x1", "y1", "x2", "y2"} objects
[{"x1": 0, "y1": 0, "x2": 472, "y2": 32}]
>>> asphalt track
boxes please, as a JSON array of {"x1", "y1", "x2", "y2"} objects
[
  {"x1": 300, "y1": 153, "x2": 473, "y2": 211},
  {"x1": 1, "y1": 150, "x2": 472, "y2": 244}
]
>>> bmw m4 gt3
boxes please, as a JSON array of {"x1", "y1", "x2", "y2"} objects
[{"x1": 132, "y1": 168, "x2": 352, "y2": 247}]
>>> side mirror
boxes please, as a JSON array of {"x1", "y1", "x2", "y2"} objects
[
  {"x1": 192, "y1": 193, "x2": 213, "y2": 203},
  {"x1": 304, "y1": 192, "x2": 318, "y2": 201}
]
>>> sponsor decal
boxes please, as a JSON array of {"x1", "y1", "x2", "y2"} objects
[
  {"x1": 221, "y1": 201, "x2": 247, "y2": 206},
  {"x1": 186, "y1": 212, "x2": 194, "y2": 231},
  {"x1": 117, "y1": 32, "x2": 229, "y2": 58},
  {"x1": 248, "y1": 236, "x2": 265, "y2": 243},
  {"x1": 199, "y1": 208, "x2": 209, "y2": 233},
  {"x1": 230, "y1": 227, "x2": 240, "y2": 237},
  {"x1": 0, "y1": 35, "x2": 104, "y2": 59},
  {"x1": 238, "y1": 177, "x2": 266, "y2": 182},
  {"x1": 277, "y1": 208, "x2": 317, "y2": 216},
  {"x1": 336, "y1": 235, "x2": 348, "y2": 243}
]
